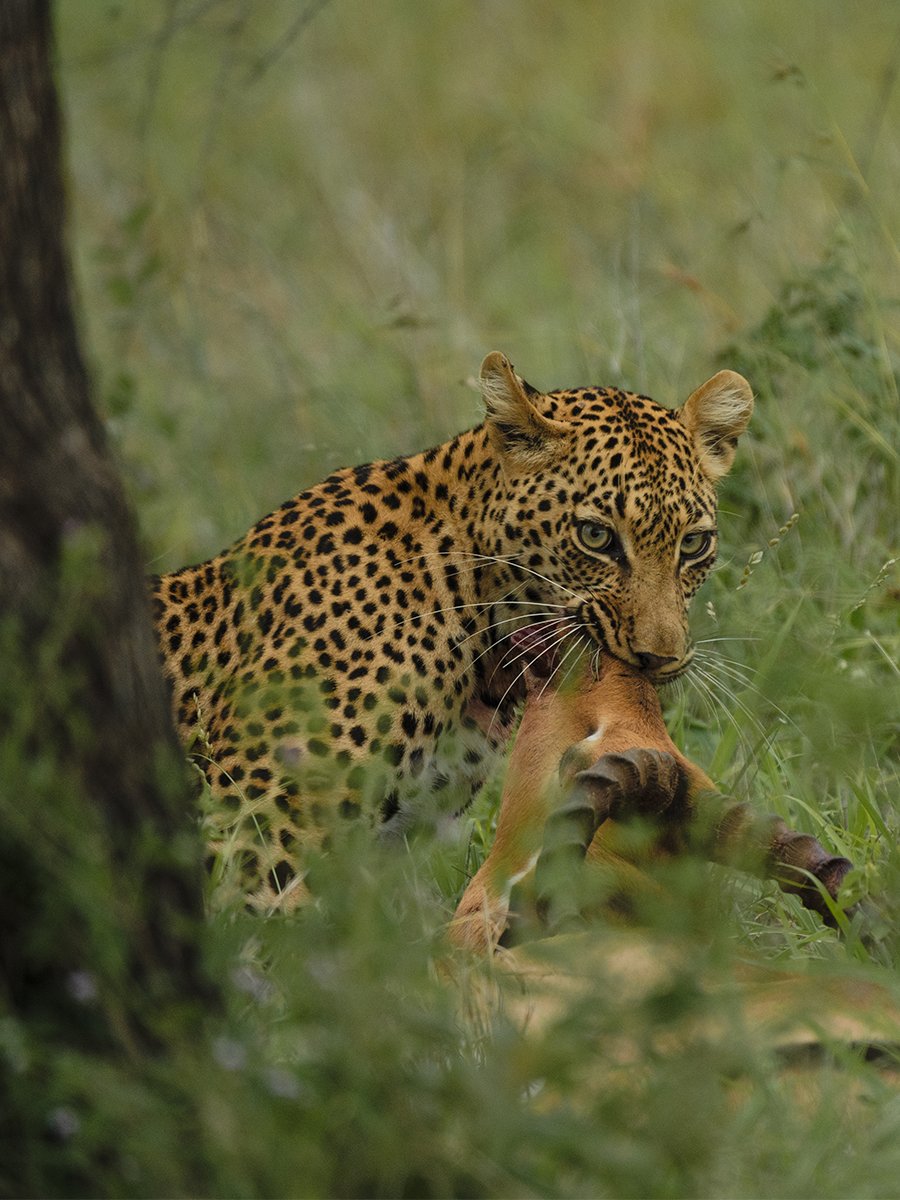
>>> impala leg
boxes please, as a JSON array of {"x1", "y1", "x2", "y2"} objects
[
  {"x1": 534, "y1": 748, "x2": 689, "y2": 932},
  {"x1": 537, "y1": 755, "x2": 854, "y2": 933},
  {"x1": 704, "y1": 801, "x2": 853, "y2": 927}
]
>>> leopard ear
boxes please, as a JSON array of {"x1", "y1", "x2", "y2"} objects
[
  {"x1": 678, "y1": 369, "x2": 753, "y2": 482},
  {"x1": 480, "y1": 352, "x2": 568, "y2": 470}
]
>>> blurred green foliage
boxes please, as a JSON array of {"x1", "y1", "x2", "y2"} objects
[
  {"x1": 58, "y1": 0, "x2": 900, "y2": 565},
  {"x1": 3, "y1": 1, "x2": 899, "y2": 1194}
]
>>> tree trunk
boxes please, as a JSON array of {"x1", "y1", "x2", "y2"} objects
[{"x1": 0, "y1": 0, "x2": 208, "y2": 1047}]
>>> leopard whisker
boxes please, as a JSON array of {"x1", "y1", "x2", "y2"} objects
[
  {"x1": 693, "y1": 649, "x2": 799, "y2": 733},
  {"x1": 562, "y1": 635, "x2": 592, "y2": 691},
  {"x1": 391, "y1": 546, "x2": 530, "y2": 570},
  {"x1": 486, "y1": 616, "x2": 595, "y2": 686},
  {"x1": 590, "y1": 645, "x2": 602, "y2": 679},
  {"x1": 389, "y1": 596, "x2": 569, "y2": 635},
  {"x1": 464, "y1": 612, "x2": 574, "y2": 674},
  {"x1": 457, "y1": 608, "x2": 570, "y2": 652},
  {"x1": 693, "y1": 649, "x2": 758, "y2": 686},
  {"x1": 485, "y1": 622, "x2": 582, "y2": 738},
  {"x1": 690, "y1": 667, "x2": 796, "y2": 785},
  {"x1": 413, "y1": 548, "x2": 588, "y2": 606},
  {"x1": 695, "y1": 636, "x2": 761, "y2": 645},
  {"x1": 697, "y1": 658, "x2": 759, "y2": 694},
  {"x1": 488, "y1": 616, "x2": 580, "y2": 678},
  {"x1": 534, "y1": 635, "x2": 590, "y2": 704},
  {"x1": 695, "y1": 647, "x2": 760, "y2": 676},
  {"x1": 683, "y1": 667, "x2": 751, "y2": 747},
  {"x1": 690, "y1": 664, "x2": 768, "y2": 741}
]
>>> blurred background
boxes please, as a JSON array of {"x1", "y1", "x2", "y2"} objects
[{"x1": 59, "y1": 1, "x2": 898, "y2": 552}]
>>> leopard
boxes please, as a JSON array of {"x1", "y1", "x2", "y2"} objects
[{"x1": 151, "y1": 352, "x2": 753, "y2": 910}]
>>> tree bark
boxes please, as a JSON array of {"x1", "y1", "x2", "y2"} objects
[{"x1": 0, "y1": 0, "x2": 208, "y2": 1046}]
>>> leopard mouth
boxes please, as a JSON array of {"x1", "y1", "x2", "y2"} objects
[
  {"x1": 581, "y1": 625, "x2": 694, "y2": 685},
  {"x1": 614, "y1": 650, "x2": 693, "y2": 685},
  {"x1": 506, "y1": 620, "x2": 692, "y2": 687},
  {"x1": 646, "y1": 654, "x2": 693, "y2": 685}
]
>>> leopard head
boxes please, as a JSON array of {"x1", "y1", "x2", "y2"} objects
[{"x1": 479, "y1": 352, "x2": 753, "y2": 681}]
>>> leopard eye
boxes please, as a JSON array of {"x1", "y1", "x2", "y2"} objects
[
  {"x1": 577, "y1": 520, "x2": 616, "y2": 554},
  {"x1": 680, "y1": 530, "x2": 714, "y2": 560}
]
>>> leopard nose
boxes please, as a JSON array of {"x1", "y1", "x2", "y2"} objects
[{"x1": 635, "y1": 651, "x2": 678, "y2": 673}]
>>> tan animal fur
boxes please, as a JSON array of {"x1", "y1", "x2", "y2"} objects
[{"x1": 451, "y1": 642, "x2": 850, "y2": 953}]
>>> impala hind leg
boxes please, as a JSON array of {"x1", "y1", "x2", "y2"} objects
[
  {"x1": 534, "y1": 748, "x2": 691, "y2": 932},
  {"x1": 709, "y1": 803, "x2": 854, "y2": 927}
]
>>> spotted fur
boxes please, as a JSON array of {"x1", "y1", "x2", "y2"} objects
[{"x1": 151, "y1": 353, "x2": 752, "y2": 908}]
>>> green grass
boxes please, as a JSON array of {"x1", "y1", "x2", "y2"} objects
[{"x1": 5, "y1": 1, "x2": 899, "y2": 1194}]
